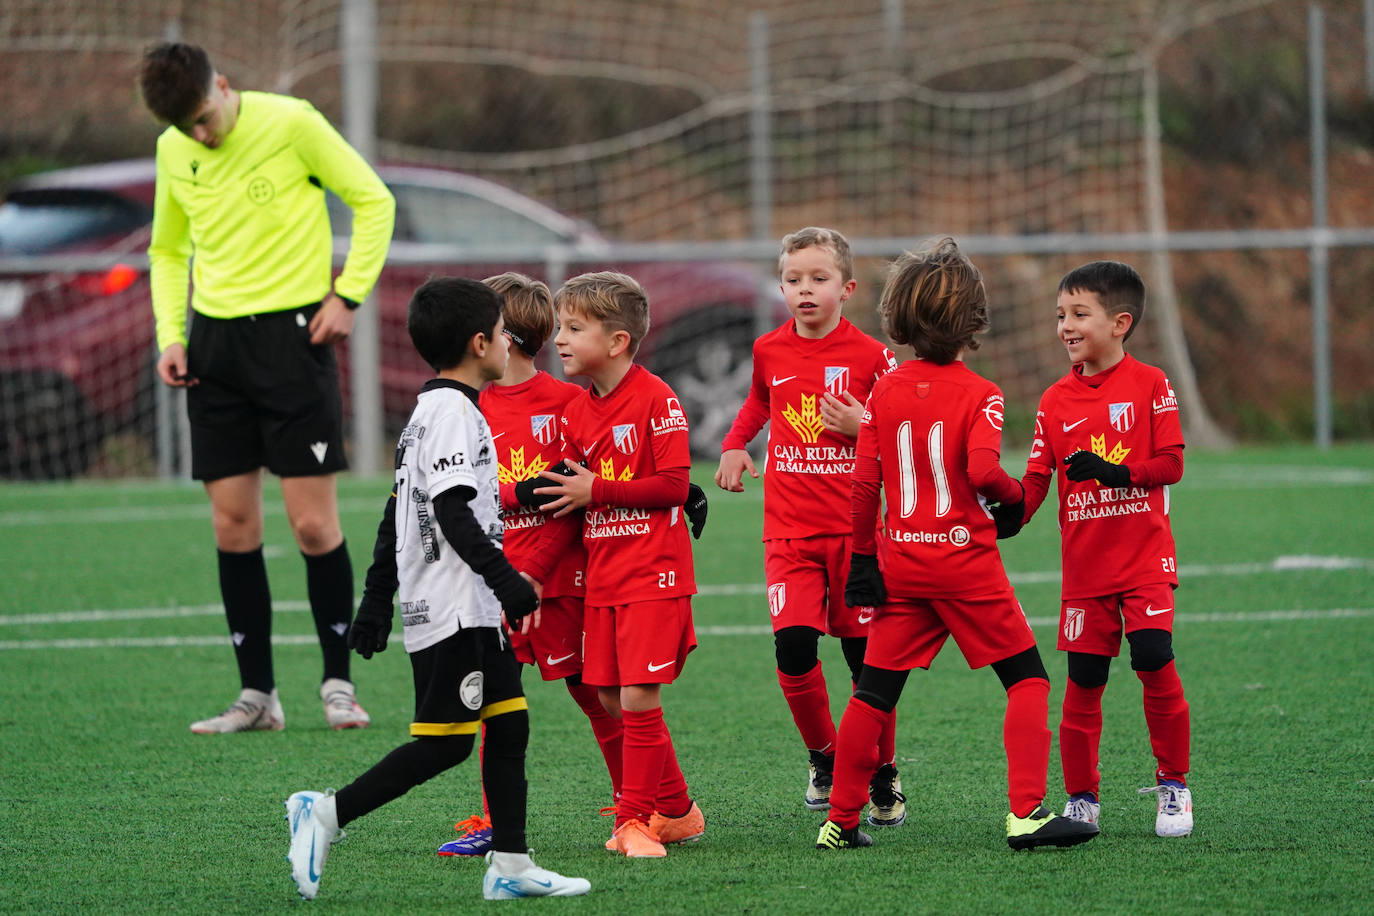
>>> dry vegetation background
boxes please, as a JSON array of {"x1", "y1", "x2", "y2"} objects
[{"x1": 1, "y1": 0, "x2": 1371, "y2": 439}]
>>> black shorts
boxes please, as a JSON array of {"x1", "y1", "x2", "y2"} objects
[
  {"x1": 185, "y1": 304, "x2": 347, "y2": 481},
  {"x1": 408, "y1": 627, "x2": 526, "y2": 737}
]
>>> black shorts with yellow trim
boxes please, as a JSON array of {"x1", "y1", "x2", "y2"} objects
[{"x1": 409, "y1": 627, "x2": 526, "y2": 737}]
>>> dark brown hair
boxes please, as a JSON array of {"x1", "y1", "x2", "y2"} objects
[{"x1": 139, "y1": 42, "x2": 214, "y2": 125}]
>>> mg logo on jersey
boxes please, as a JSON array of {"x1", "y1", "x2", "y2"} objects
[
  {"x1": 781, "y1": 394, "x2": 826, "y2": 444},
  {"x1": 1109, "y1": 401, "x2": 1135, "y2": 433},
  {"x1": 613, "y1": 423, "x2": 638, "y2": 454},
  {"x1": 825, "y1": 366, "x2": 850, "y2": 396},
  {"x1": 767, "y1": 583, "x2": 786, "y2": 617},
  {"x1": 531, "y1": 414, "x2": 556, "y2": 445},
  {"x1": 1064, "y1": 607, "x2": 1085, "y2": 642}
]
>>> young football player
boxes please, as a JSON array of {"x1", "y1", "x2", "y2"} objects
[
  {"x1": 283, "y1": 277, "x2": 589, "y2": 900},
  {"x1": 1016, "y1": 260, "x2": 1193, "y2": 838},
  {"x1": 522, "y1": 271, "x2": 704, "y2": 858},
  {"x1": 437, "y1": 272, "x2": 623, "y2": 857},
  {"x1": 815, "y1": 238, "x2": 1099, "y2": 852},
  {"x1": 714, "y1": 227, "x2": 904, "y2": 826}
]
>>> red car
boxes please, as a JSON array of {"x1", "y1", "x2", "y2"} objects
[{"x1": 0, "y1": 160, "x2": 783, "y2": 477}]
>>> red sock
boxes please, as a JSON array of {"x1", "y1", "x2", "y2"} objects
[
  {"x1": 478, "y1": 723, "x2": 490, "y2": 818},
  {"x1": 778, "y1": 664, "x2": 837, "y2": 754},
  {"x1": 655, "y1": 714, "x2": 692, "y2": 818},
  {"x1": 567, "y1": 680, "x2": 623, "y2": 801},
  {"x1": 826, "y1": 697, "x2": 889, "y2": 829},
  {"x1": 1138, "y1": 661, "x2": 1190, "y2": 782},
  {"x1": 1004, "y1": 678, "x2": 1051, "y2": 818},
  {"x1": 1060, "y1": 681, "x2": 1105, "y2": 798},
  {"x1": 618, "y1": 707, "x2": 669, "y2": 826},
  {"x1": 878, "y1": 703, "x2": 897, "y2": 769}
]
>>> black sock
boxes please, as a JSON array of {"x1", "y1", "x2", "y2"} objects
[
  {"x1": 334, "y1": 735, "x2": 474, "y2": 827},
  {"x1": 304, "y1": 540, "x2": 352, "y2": 683},
  {"x1": 483, "y1": 710, "x2": 530, "y2": 853},
  {"x1": 218, "y1": 547, "x2": 274, "y2": 692}
]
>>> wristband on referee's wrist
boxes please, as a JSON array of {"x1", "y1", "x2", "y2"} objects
[{"x1": 336, "y1": 293, "x2": 361, "y2": 310}]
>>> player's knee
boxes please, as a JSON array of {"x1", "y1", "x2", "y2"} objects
[
  {"x1": 419, "y1": 733, "x2": 476, "y2": 769},
  {"x1": 854, "y1": 665, "x2": 908, "y2": 712},
  {"x1": 481, "y1": 708, "x2": 530, "y2": 755},
  {"x1": 292, "y1": 515, "x2": 343, "y2": 555},
  {"x1": 774, "y1": 626, "x2": 822, "y2": 676},
  {"x1": 839, "y1": 636, "x2": 867, "y2": 683},
  {"x1": 991, "y1": 648, "x2": 1049, "y2": 691},
  {"x1": 1066, "y1": 651, "x2": 1111, "y2": 688},
  {"x1": 1127, "y1": 628, "x2": 1174, "y2": 672}
]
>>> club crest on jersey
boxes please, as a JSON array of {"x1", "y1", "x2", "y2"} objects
[
  {"x1": 1109, "y1": 402, "x2": 1135, "y2": 433},
  {"x1": 916, "y1": 381, "x2": 931, "y2": 399},
  {"x1": 613, "y1": 423, "x2": 638, "y2": 454},
  {"x1": 767, "y1": 583, "x2": 785, "y2": 617},
  {"x1": 531, "y1": 414, "x2": 556, "y2": 445},
  {"x1": 825, "y1": 366, "x2": 850, "y2": 396},
  {"x1": 1064, "y1": 607, "x2": 1085, "y2": 642}
]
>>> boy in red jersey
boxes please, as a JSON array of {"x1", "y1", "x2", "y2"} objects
[
  {"x1": 436, "y1": 273, "x2": 624, "y2": 857},
  {"x1": 814, "y1": 239, "x2": 1098, "y2": 852},
  {"x1": 1016, "y1": 260, "x2": 1193, "y2": 838},
  {"x1": 522, "y1": 271, "x2": 704, "y2": 859},
  {"x1": 715, "y1": 227, "x2": 904, "y2": 825}
]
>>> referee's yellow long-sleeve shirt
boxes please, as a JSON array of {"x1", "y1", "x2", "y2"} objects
[{"x1": 148, "y1": 90, "x2": 395, "y2": 351}]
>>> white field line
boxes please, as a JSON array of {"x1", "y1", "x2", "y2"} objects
[
  {"x1": 3, "y1": 555, "x2": 1369, "y2": 629},
  {"x1": 1, "y1": 552, "x2": 1370, "y2": 650},
  {"x1": 1, "y1": 607, "x2": 1371, "y2": 650},
  {"x1": 0, "y1": 463, "x2": 1370, "y2": 527}
]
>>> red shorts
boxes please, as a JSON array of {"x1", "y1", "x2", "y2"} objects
[
  {"x1": 863, "y1": 587, "x2": 1037, "y2": 671},
  {"x1": 1058, "y1": 583, "x2": 1177, "y2": 656},
  {"x1": 509, "y1": 594, "x2": 584, "y2": 681},
  {"x1": 582, "y1": 597, "x2": 696, "y2": 687},
  {"x1": 764, "y1": 535, "x2": 870, "y2": 638}
]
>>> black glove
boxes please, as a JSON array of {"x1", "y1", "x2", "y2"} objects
[
  {"x1": 989, "y1": 482, "x2": 1026, "y2": 540},
  {"x1": 347, "y1": 598, "x2": 394, "y2": 659},
  {"x1": 513, "y1": 462, "x2": 577, "y2": 508},
  {"x1": 844, "y1": 553, "x2": 887, "y2": 608},
  {"x1": 486, "y1": 564, "x2": 540, "y2": 624},
  {"x1": 1064, "y1": 450, "x2": 1130, "y2": 487},
  {"x1": 684, "y1": 483, "x2": 708, "y2": 539}
]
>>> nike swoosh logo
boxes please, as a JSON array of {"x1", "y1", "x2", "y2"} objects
[
  {"x1": 308, "y1": 835, "x2": 321, "y2": 882},
  {"x1": 546, "y1": 652, "x2": 576, "y2": 666},
  {"x1": 585, "y1": 439, "x2": 599, "y2": 453},
  {"x1": 857, "y1": 609, "x2": 873, "y2": 624},
  {"x1": 1063, "y1": 418, "x2": 1087, "y2": 432},
  {"x1": 1144, "y1": 605, "x2": 1172, "y2": 616},
  {"x1": 647, "y1": 660, "x2": 673, "y2": 672},
  {"x1": 771, "y1": 375, "x2": 797, "y2": 386},
  {"x1": 491, "y1": 432, "x2": 505, "y2": 440}
]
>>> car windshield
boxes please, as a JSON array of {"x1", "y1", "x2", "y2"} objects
[
  {"x1": 328, "y1": 182, "x2": 575, "y2": 247},
  {"x1": 0, "y1": 189, "x2": 151, "y2": 254}
]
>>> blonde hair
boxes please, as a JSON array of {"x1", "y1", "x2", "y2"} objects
[
  {"x1": 878, "y1": 237, "x2": 988, "y2": 364},
  {"x1": 553, "y1": 271, "x2": 651, "y2": 356},
  {"x1": 778, "y1": 226, "x2": 854, "y2": 281},
  {"x1": 483, "y1": 272, "x2": 553, "y2": 357}
]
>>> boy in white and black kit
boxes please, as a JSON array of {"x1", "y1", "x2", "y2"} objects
[{"x1": 283, "y1": 277, "x2": 589, "y2": 902}]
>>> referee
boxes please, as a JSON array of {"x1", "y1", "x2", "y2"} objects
[{"x1": 139, "y1": 43, "x2": 395, "y2": 734}]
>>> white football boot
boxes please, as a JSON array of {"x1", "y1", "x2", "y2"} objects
[
  {"x1": 482, "y1": 851, "x2": 591, "y2": 899},
  {"x1": 1140, "y1": 782, "x2": 1193, "y2": 837},
  {"x1": 190, "y1": 687, "x2": 284, "y2": 734},
  {"x1": 1062, "y1": 794, "x2": 1101, "y2": 827},
  {"x1": 285, "y1": 790, "x2": 340, "y2": 899},
  {"x1": 320, "y1": 678, "x2": 370, "y2": 730}
]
